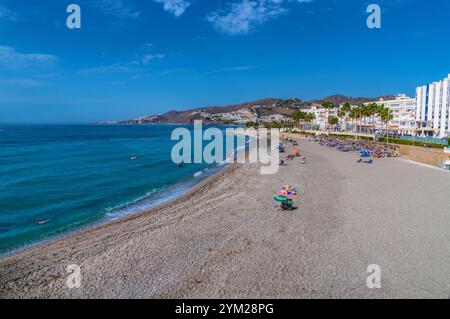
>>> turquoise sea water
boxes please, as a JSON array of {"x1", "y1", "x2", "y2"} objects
[{"x1": 0, "y1": 124, "x2": 233, "y2": 254}]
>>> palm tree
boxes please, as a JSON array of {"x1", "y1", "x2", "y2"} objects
[
  {"x1": 360, "y1": 104, "x2": 371, "y2": 134},
  {"x1": 341, "y1": 102, "x2": 352, "y2": 113},
  {"x1": 292, "y1": 111, "x2": 306, "y2": 130},
  {"x1": 328, "y1": 116, "x2": 339, "y2": 131},
  {"x1": 374, "y1": 103, "x2": 385, "y2": 138},
  {"x1": 356, "y1": 105, "x2": 364, "y2": 134},
  {"x1": 352, "y1": 106, "x2": 363, "y2": 135},
  {"x1": 379, "y1": 107, "x2": 394, "y2": 144},
  {"x1": 366, "y1": 103, "x2": 377, "y2": 135},
  {"x1": 340, "y1": 102, "x2": 352, "y2": 132},
  {"x1": 349, "y1": 108, "x2": 357, "y2": 134},
  {"x1": 322, "y1": 101, "x2": 335, "y2": 131},
  {"x1": 304, "y1": 112, "x2": 316, "y2": 130},
  {"x1": 337, "y1": 109, "x2": 346, "y2": 132}
]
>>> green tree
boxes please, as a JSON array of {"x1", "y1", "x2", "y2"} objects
[
  {"x1": 292, "y1": 111, "x2": 306, "y2": 129},
  {"x1": 337, "y1": 109, "x2": 346, "y2": 131},
  {"x1": 304, "y1": 112, "x2": 316, "y2": 129},
  {"x1": 359, "y1": 104, "x2": 370, "y2": 134},
  {"x1": 374, "y1": 103, "x2": 385, "y2": 134},
  {"x1": 340, "y1": 102, "x2": 352, "y2": 132},
  {"x1": 352, "y1": 106, "x2": 363, "y2": 135},
  {"x1": 379, "y1": 107, "x2": 394, "y2": 143},
  {"x1": 349, "y1": 108, "x2": 358, "y2": 134},
  {"x1": 341, "y1": 102, "x2": 352, "y2": 113},
  {"x1": 322, "y1": 101, "x2": 335, "y2": 131},
  {"x1": 367, "y1": 103, "x2": 379, "y2": 135},
  {"x1": 328, "y1": 115, "x2": 339, "y2": 130}
]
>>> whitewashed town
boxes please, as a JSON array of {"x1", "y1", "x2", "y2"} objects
[
  {"x1": 121, "y1": 73, "x2": 450, "y2": 149},
  {"x1": 252, "y1": 73, "x2": 450, "y2": 144},
  {"x1": 297, "y1": 73, "x2": 450, "y2": 141}
]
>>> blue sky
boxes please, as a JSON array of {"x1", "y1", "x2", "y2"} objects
[{"x1": 0, "y1": 0, "x2": 449, "y2": 123}]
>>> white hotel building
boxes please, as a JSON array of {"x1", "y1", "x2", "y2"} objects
[
  {"x1": 305, "y1": 95, "x2": 417, "y2": 133},
  {"x1": 416, "y1": 74, "x2": 450, "y2": 138},
  {"x1": 370, "y1": 94, "x2": 417, "y2": 134},
  {"x1": 303, "y1": 104, "x2": 338, "y2": 130}
]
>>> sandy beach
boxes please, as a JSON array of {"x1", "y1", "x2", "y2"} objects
[{"x1": 1, "y1": 135, "x2": 450, "y2": 299}]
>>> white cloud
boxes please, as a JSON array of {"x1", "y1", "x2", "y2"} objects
[
  {"x1": 79, "y1": 51, "x2": 165, "y2": 74},
  {"x1": 141, "y1": 54, "x2": 165, "y2": 64},
  {"x1": 0, "y1": 46, "x2": 58, "y2": 69},
  {"x1": 0, "y1": 5, "x2": 16, "y2": 21},
  {"x1": 207, "y1": 0, "x2": 314, "y2": 35},
  {"x1": 153, "y1": 0, "x2": 191, "y2": 17},
  {"x1": 129, "y1": 53, "x2": 166, "y2": 66},
  {"x1": 207, "y1": 0, "x2": 287, "y2": 35},
  {"x1": 130, "y1": 45, "x2": 166, "y2": 65},
  {"x1": 78, "y1": 64, "x2": 131, "y2": 75},
  {"x1": 91, "y1": 0, "x2": 141, "y2": 19},
  {"x1": 207, "y1": 66, "x2": 259, "y2": 74}
]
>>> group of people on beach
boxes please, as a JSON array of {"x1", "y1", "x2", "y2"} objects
[
  {"x1": 273, "y1": 132, "x2": 402, "y2": 211},
  {"x1": 315, "y1": 135, "x2": 400, "y2": 159},
  {"x1": 273, "y1": 135, "x2": 306, "y2": 211},
  {"x1": 278, "y1": 136, "x2": 307, "y2": 166},
  {"x1": 274, "y1": 185, "x2": 297, "y2": 210}
]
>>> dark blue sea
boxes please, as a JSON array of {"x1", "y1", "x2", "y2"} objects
[{"x1": 0, "y1": 124, "x2": 234, "y2": 254}]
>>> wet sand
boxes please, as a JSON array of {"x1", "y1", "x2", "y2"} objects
[{"x1": 1, "y1": 136, "x2": 450, "y2": 298}]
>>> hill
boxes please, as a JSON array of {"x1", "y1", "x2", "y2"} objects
[
  {"x1": 310, "y1": 94, "x2": 396, "y2": 106},
  {"x1": 117, "y1": 98, "x2": 309, "y2": 125},
  {"x1": 113, "y1": 94, "x2": 396, "y2": 125}
]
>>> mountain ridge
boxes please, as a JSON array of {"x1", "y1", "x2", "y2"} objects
[{"x1": 110, "y1": 94, "x2": 397, "y2": 125}]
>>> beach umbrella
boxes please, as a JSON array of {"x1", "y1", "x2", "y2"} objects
[
  {"x1": 360, "y1": 150, "x2": 370, "y2": 158},
  {"x1": 274, "y1": 195, "x2": 288, "y2": 202},
  {"x1": 293, "y1": 149, "x2": 300, "y2": 153}
]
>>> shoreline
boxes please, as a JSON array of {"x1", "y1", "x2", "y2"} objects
[
  {"x1": 0, "y1": 125, "x2": 253, "y2": 257},
  {"x1": 0, "y1": 161, "x2": 247, "y2": 298},
  {"x1": 0, "y1": 162, "x2": 234, "y2": 258}
]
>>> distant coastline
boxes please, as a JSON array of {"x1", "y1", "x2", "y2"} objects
[{"x1": 100, "y1": 94, "x2": 395, "y2": 126}]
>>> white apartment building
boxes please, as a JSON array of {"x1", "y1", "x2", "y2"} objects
[
  {"x1": 260, "y1": 114, "x2": 290, "y2": 122},
  {"x1": 304, "y1": 104, "x2": 338, "y2": 130},
  {"x1": 416, "y1": 74, "x2": 450, "y2": 138},
  {"x1": 371, "y1": 94, "x2": 417, "y2": 134},
  {"x1": 306, "y1": 95, "x2": 416, "y2": 133}
]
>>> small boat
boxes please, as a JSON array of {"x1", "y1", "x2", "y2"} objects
[{"x1": 130, "y1": 156, "x2": 137, "y2": 160}]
